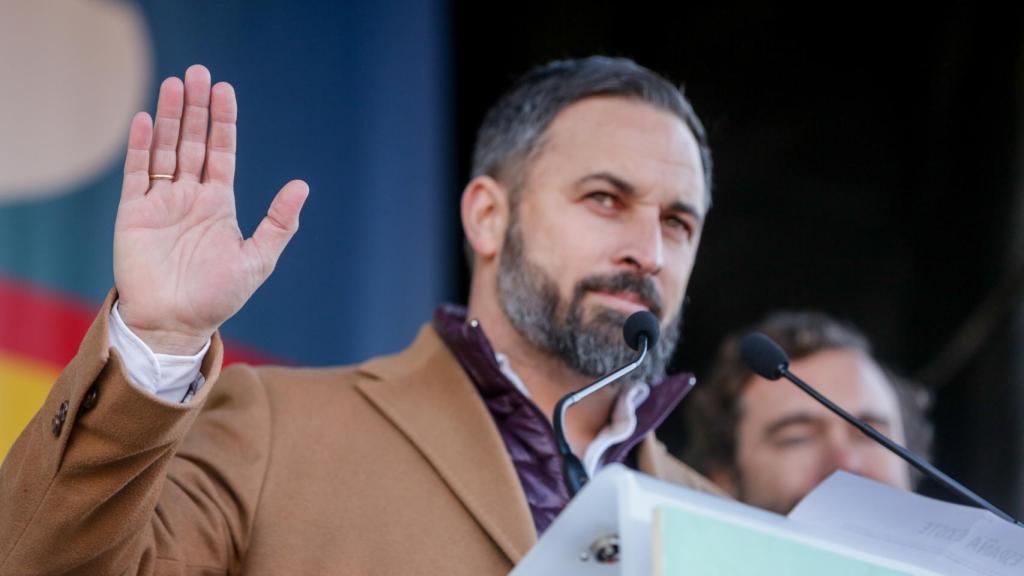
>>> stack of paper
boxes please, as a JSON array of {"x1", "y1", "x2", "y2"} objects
[{"x1": 789, "y1": 471, "x2": 1024, "y2": 576}]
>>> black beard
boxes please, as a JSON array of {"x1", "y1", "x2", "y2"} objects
[{"x1": 496, "y1": 215, "x2": 682, "y2": 383}]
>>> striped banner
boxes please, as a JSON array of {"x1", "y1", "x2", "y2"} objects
[{"x1": 0, "y1": 277, "x2": 275, "y2": 461}]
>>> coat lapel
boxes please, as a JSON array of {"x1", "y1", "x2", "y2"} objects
[
  {"x1": 355, "y1": 325, "x2": 537, "y2": 564},
  {"x1": 638, "y1": 434, "x2": 729, "y2": 497}
]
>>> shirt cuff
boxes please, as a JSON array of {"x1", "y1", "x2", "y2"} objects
[{"x1": 108, "y1": 301, "x2": 210, "y2": 403}]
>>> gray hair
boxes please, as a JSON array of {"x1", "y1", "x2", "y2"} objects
[{"x1": 470, "y1": 56, "x2": 713, "y2": 207}]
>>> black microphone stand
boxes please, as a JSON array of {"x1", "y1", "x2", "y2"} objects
[{"x1": 779, "y1": 367, "x2": 1024, "y2": 527}]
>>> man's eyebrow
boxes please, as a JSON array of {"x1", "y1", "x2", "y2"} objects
[
  {"x1": 576, "y1": 171, "x2": 705, "y2": 223},
  {"x1": 666, "y1": 200, "x2": 704, "y2": 224},
  {"x1": 762, "y1": 413, "x2": 822, "y2": 437},
  {"x1": 576, "y1": 172, "x2": 635, "y2": 195},
  {"x1": 763, "y1": 411, "x2": 893, "y2": 438},
  {"x1": 856, "y1": 412, "x2": 892, "y2": 430}
]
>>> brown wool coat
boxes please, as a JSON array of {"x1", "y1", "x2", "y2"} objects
[{"x1": 0, "y1": 293, "x2": 724, "y2": 575}]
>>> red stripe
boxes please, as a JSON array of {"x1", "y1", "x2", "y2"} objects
[
  {"x1": 0, "y1": 276, "x2": 94, "y2": 366},
  {"x1": 0, "y1": 276, "x2": 280, "y2": 367},
  {"x1": 223, "y1": 341, "x2": 286, "y2": 366}
]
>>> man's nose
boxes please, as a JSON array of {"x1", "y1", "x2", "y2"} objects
[
  {"x1": 617, "y1": 213, "x2": 664, "y2": 275},
  {"x1": 824, "y1": 436, "x2": 867, "y2": 475}
]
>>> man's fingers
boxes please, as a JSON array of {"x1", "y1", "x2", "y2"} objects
[
  {"x1": 176, "y1": 65, "x2": 213, "y2": 182},
  {"x1": 149, "y1": 76, "x2": 184, "y2": 182},
  {"x1": 248, "y1": 180, "x2": 310, "y2": 278},
  {"x1": 204, "y1": 81, "x2": 238, "y2": 186},
  {"x1": 122, "y1": 112, "x2": 153, "y2": 202}
]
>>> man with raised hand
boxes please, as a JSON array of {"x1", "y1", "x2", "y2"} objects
[{"x1": 0, "y1": 58, "x2": 721, "y2": 575}]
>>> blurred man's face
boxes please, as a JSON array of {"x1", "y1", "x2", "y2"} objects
[
  {"x1": 731, "y1": 348, "x2": 911, "y2": 514},
  {"x1": 497, "y1": 96, "x2": 707, "y2": 382}
]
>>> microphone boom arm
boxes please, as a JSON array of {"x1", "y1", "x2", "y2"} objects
[
  {"x1": 554, "y1": 335, "x2": 649, "y2": 498},
  {"x1": 780, "y1": 367, "x2": 1024, "y2": 527}
]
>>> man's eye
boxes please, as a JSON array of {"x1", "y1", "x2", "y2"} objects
[
  {"x1": 662, "y1": 215, "x2": 696, "y2": 241},
  {"x1": 587, "y1": 192, "x2": 617, "y2": 209},
  {"x1": 774, "y1": 435, "x2": 814, "y2": 448},
  {"x1": 664, "y1": 216, "x2": 689, "y2": 232}
]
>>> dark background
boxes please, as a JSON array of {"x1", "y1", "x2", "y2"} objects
[{"x1": 451, "y1": 3, "x2": 1024, "y2": 514}]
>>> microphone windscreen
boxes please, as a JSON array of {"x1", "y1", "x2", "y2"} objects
[
  {"x1": 623, "y1": 311, "x2": 660, "y2": 351},
  {"x1": 740, "y1": 332, "x2": 790, "y2": 380}
]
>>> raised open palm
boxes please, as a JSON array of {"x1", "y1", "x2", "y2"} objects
[{"x1": 114, "y1": 65, "x2": 308, "y2": 354}]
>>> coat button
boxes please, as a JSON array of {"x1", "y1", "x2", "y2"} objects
[
  {"x1": 80, "y1": 386, "x2": 99, "y2": 413},
  {"x1": 52, "y1": 400, "x2": 69, "y2": 437}
]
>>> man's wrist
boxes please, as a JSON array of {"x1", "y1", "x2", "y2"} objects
[
  {"x1": 117, "y1": 303, "x2": 212, "y2": 355},
  {"x1": 110, "y1": 301, "x2": 210, "y2": 401},
  {"x1": 123, "y1": 327, "x2": 210, "y2": 356}
]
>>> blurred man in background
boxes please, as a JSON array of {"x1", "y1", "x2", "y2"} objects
[{"x1": 684, "y1": 311, "x2": 933, "y2": 514}]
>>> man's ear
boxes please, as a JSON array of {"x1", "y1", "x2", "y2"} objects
[{"x1": 461, "y1": 175, "x2": 510, "y2": 262}]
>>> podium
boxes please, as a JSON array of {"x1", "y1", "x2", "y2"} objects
[{"x1": 510, "y1": 465, "x2": 938, "y2": 575}]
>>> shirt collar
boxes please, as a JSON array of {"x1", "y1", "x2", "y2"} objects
[{"x1": 432, "y1": 303, "x2": 696, "y2": 473}]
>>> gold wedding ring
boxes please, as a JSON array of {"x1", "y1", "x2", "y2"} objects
[{"x1": 149, "y1": 174, "x2": 174, "y2": 181}]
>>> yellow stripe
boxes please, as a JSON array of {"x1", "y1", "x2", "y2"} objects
[{"x1": 0, "y1": 353, "x2": 57, "y2": 464}]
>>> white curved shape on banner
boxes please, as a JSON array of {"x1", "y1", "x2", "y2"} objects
[{"x1": 0, "y1": 0, "x2": 152, "y2": 204}]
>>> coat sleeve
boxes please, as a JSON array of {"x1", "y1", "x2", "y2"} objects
[{"x1": 0, "y1": 292, "x2": 272, "y2": 576}]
